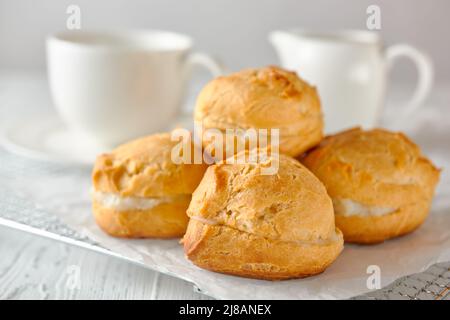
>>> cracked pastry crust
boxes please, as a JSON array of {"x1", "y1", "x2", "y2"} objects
[
  {"x1": 92, "y1": 133, "x2": 207, "y2": 198},
  {"x1": 182, "y1": 153, "x2": 343, "y2": 280},
  {"x1": 302, "y1": 128, "x2": 440, "y2": 244},
  {"x1": 92, "y1": 133, "x2": 208, "y2": 238},
  {"x1": 194, "y1": 66, "x2": 324, "y2": 158}
]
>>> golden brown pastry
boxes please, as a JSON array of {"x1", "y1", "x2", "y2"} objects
[
  {"x1": 302, "y1": 128, "x2": 440, "y2": 244},
  {"x1": 182, "y1": 152, "x2": 343, "y2": 280},
  {"x1": 92, "y1": 133, "x2": 208, "y2": 238},
  {"x1": 194, "y1": 66, "x2": 323, "y2": 159}
]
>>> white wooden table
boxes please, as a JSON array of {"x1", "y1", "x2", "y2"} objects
[{"x1": 0, "y1": 225, "x2": 211, "y2": 299}]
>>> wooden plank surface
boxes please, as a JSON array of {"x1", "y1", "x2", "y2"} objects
[{"x1": 0, "y1": 226, "x2": 211, "y2": 300}]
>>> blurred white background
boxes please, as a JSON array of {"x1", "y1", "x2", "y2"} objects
[{"x1": 1, "y1": 0, "x2": 449, "y2": 83}]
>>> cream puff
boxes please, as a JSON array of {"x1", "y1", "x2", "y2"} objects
[
  {"x1": 302, "y1": 128, "x2": 440, "y2": 244},
  {"x1": 92, "y1": 133, "x2": 208, "y2": 238},
  {"x1": 194, "y1": 66, "x2": 324, "y2": 158},
  {"x1": 182, "y1": 152, "x2": 343, "y2": 280}
]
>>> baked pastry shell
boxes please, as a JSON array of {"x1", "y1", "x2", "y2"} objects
[
  {"x1": 183, "y1": 219, "x2": 343, "y2": 280},
  {"x1": 302, "y1": 128, "x2": 440, "y2": 244},
  {"x1": 194, "y1": 66, "x2": 324, "y2": 158},
  {"x1": 92, "y1": 133, "x2": 208, "y2": 198}
]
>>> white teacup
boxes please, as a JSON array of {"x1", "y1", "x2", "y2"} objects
[
  {"x1": 269, "y1": 29, "x2": 433, "y2": 133},
  {"x1": 47, "y1": 30, "x2": 223, "y2": 147}
]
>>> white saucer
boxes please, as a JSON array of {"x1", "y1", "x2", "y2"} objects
[
  {"x1": 0, "y1": 114, "x2": 196, "y2": 166},
  {"x1": 0, "y1": 116, "x2": 108, "y2": 166}
]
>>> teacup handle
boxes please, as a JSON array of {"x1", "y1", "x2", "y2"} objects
[
  {"x1": 384, "y1": 44, "x2": 434, "y2": 119},
  {"x1": 180, "y1": 52, "x2": 224, "y2": 117},
  {"x1": 185, "y1": 52, "x2": 225, "y2": 77}
]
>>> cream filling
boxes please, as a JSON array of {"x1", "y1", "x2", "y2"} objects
[
  {"x1": 189, "y1": 215, "x2": 219, "y2": 225},
  {"x1": 189, "y1": 215, "x2": 341, "y2": 246},
  {"x1": 92, "y1": 190, "x2": 185, "y2": 211},
  {"x1": 333, "y1": 198, "x2": 396, "y2": 217}
]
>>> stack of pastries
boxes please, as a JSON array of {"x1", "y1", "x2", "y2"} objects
[{"x1": 92, "y1": 66, "x2": 440, "y2": 280}]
